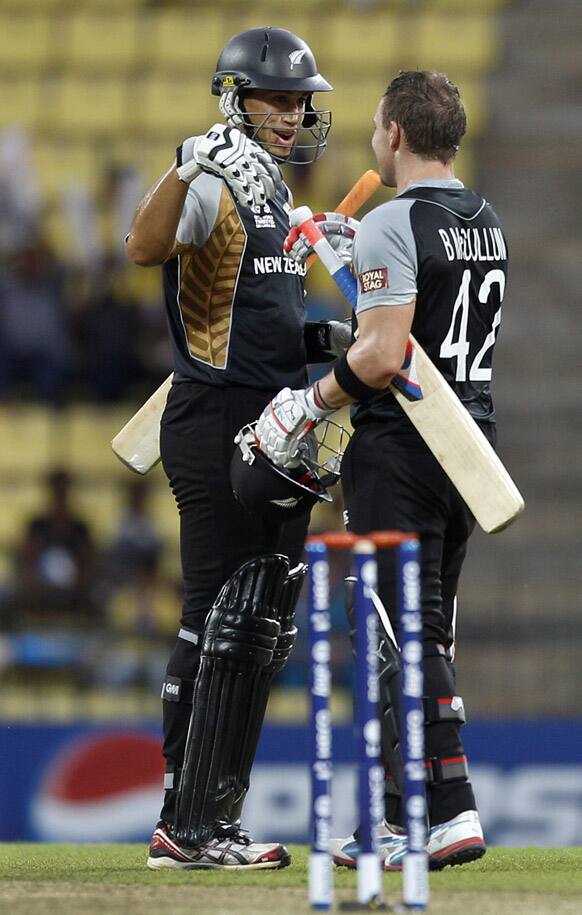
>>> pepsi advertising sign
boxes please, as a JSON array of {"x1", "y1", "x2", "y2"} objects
[{"x1": 2, "y1": 721, "x2": 582, "y2": 846}]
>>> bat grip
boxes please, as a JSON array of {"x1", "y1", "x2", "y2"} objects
[
  {"x1": 295, "y1": 213, "x2": 358, "y2": 307},
  {"x1": 296, "y1": 212, "x2": 420, "y2": 402}
]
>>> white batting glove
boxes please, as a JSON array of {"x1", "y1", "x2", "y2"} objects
[
  {"x1": 284, "y1": 212, "x2": 360, "y2": 266},
  {"x1": 255, "y1": 385, "x2": 336, "y2": 469},
  {"x1": 176, "y1": 124, "x2": 282, "y2": 208}
]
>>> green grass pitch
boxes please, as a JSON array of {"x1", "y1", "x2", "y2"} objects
[{"x1": 1, "y1": 845, "x2": 582, "y2": 914}]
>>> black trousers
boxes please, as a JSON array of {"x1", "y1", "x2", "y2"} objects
[
  {"x1": 342, "y1": 420, "x2": 495, "y2": 825},
  {"x1": 158, "y1": 381, "x2": 307, "y2": 823},
  {"x1": 341, "y1": 421, "x2": 487, "y2": 647},
  {"x1": 161, "y1": 381, "x2": 308, "y2": 629}
]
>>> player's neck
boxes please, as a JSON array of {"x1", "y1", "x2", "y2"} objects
[{"x1": 396, "y1": 157, "x2": 456, "y2": 195}]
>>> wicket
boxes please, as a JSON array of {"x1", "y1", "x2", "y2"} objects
[{"x1": 306, "y1": 531, "x2": 429, "y2": 911}]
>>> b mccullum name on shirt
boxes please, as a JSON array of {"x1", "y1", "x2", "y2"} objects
[{"x1": 438, "y1": 227, "x2": 507, "y2": 262}]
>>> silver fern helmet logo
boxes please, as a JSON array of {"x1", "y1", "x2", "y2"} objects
[
  {"x1": 270, "y1": 497, "x2": 300, "y2": 508},
  {"x1": 289, "y1": 49, "x2": 306, "y2": 70}
]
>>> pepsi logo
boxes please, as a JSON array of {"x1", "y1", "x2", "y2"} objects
[{"x1": 31, "y1": 732, "x2": 164, "y2": 842}]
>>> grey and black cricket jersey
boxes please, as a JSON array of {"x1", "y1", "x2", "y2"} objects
[
  {"x1": 162, "y1": 172, "x2": 308, "y2": 391},
  {"x1": 351, "y1": 178, "x2": 508, "y2": 427}
]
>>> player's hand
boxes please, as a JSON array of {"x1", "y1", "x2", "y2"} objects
[
  {"x1": 255, "y1": 386, "x2": 335, "y2": 469},
  {"x1": 176, "y1": 124, "x2": 282, "y2": 208},
  {"x1": 284, "y1": 212, "x2": 360, "y2": 266}
]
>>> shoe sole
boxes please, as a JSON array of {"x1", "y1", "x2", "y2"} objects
[
  {"x1": 147, "y1": 853, "x2": 291, "y2": 871},
  {"x1": 333, "y1": 855, "x2": 400, "y2": 873},
  {"x1": 332, "y1": 855, "x2": 357, "y2": 870},
  {"x1": 429, "y1": 840, "x2": 487, "y2": 871}
]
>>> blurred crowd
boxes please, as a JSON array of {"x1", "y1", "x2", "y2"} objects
[
  {"x1": 0, "y1": 465, "x2": 352, "y2": 694},
  {"x1": 0, "y1": 469, "x2": 180, "y2": 690},
  {"x1": 0, "y1": 129, "x2": 172, "y2": 408}
]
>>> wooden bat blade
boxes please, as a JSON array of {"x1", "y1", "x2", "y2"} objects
[
  {"x1": 391, "y1": 336, "x2": 525, "y2": 533},
  {"x1": 112, "y1": 171, "x2": 381, "y2": 475},
  {"x1": 111, "y1": 375, "x2": 172, "y2": 474}
]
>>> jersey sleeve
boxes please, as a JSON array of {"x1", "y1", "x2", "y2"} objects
[
  {"x1": 175, "y1": 172, "x2": 223, "y2": 250},
  {"x1": 352, "y1": 199, "x2": 418, "y2": 313}
]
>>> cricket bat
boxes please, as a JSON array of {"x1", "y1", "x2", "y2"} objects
[
  {"x1": 111, "y1": 170, "x2": 382, "y2": 474},
  {"x1": 291, "y1": 205, "x2": 525, "y2": 534},
  {"x1": 391, "y1": 338, "x2": 524, "y2": 532}
]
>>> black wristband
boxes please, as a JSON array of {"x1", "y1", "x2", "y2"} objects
[{"x1": 333, "y1": 352, "x2": 387, "y2": 402}]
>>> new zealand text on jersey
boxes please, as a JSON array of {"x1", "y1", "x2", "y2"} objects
[
  {"x1": 254, "y1": 256, "x2": 307, "y2": 276},
  {"x1": 438, "y1": 226, "x2": 507, "y2": 262}
]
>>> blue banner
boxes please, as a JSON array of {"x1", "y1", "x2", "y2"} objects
[{"x1": 2, "y1": 721, "x2": 582, "y2": 845}]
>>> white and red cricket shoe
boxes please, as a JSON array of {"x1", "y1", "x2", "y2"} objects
[
  {"x1": 332, "y1": 810, "x2": 486, "y2": 872},
  {"x1": 147, "y1": 822, "x2": 291, "y2": 871},
  {"x1": 426, "y1": 810, "x2": 486, "y2": 870}
]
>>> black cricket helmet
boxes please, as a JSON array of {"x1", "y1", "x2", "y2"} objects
[
  {"x1": 231, "y1": 420, "x2": 349, "y2": 524},
  {"x1": 212, "y1": 27, "x2": 332, "y2": 163}
]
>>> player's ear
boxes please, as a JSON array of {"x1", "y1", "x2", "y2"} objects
[{"x1": 389, "y1": 121, "x2": 401, "y2": 151}]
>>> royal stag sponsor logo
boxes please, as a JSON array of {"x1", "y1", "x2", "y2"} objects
[{"x1": 358, "y1": 267, "x2": 388, "y2": 293}]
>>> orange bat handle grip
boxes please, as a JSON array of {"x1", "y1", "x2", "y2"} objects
[{"x1": 305, "y1": 170, "x2": 380, "y2": 271}]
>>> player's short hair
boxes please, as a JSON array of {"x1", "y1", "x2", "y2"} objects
[{"x1": 381, "y1": 71, "x2": 466, "y2": 163}]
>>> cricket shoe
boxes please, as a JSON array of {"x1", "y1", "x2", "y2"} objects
[
  {"x1": 147, "y1": 821, "x2": 291, "y2": 870},
  {"x1": 383, "y1": 809, "x2": 486, "y2": 871},
  {"x1": 426, "y1": 810, "x2": 486, "y2": 870},
  {"x1": 331, "y1": 820, "x2": 407, "y2": 870},
  {"x1": 332, "y1": 810, "x2": 485, "y2": 872}
]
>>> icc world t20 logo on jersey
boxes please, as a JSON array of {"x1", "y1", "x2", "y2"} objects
[{"x1": 252, "y1": 203, "x2": 276, "y2": 229}]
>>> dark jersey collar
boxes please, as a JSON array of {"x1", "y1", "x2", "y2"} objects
[{"x1": 396, "y1": 179, "x2": 485, "y2": 221}]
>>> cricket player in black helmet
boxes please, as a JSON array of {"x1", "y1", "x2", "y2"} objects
[
  {"x1": 212, "y1": 27, "x2": 332, "y2": 163},
  {"x1": 126, "y1": 27, "x2": 345, "y2": 870}
]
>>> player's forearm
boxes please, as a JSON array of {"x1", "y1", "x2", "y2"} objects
[
  {"x1": 316, "y1": 341, "x2": 398, "y2": 410},
  {"x1": 345, "y1": 335, "x2": 403, "y2": 388},
  {"x1": 125, "y1": 165, "x2": 188, "y2": 266}
]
